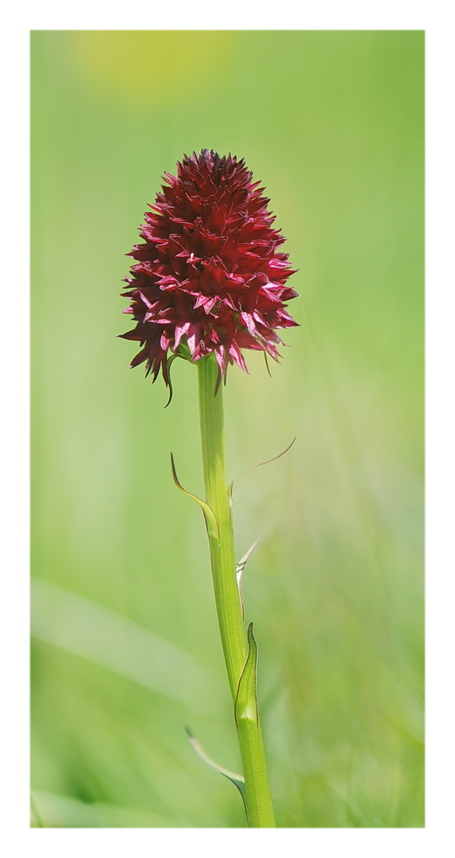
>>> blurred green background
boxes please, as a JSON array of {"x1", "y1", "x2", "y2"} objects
[{"x1": 31, "y1": 30, "x2": 424, "y2": 828}]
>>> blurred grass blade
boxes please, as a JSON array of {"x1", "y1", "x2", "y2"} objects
[
  {"x1": 30, "y1": 794, "x2": 46, "y2": 828},
  {"x1": 228, "y1": 438, "x2": 296, "y2": 507},
  {"x1": 31, "y1": 578, "x2": 218, "y2": 713}
]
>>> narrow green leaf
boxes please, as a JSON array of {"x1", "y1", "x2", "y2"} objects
[
  {"x1": 236, "y1": 538, "x2": 259, "y2": 619},
  {"x1": 170, "y1": 453, "x2": 220, "y2": 543},
  {"x1": 236, "y1": 538, "x2": 259, "y2": 575},
  {"x1": 185, "y1": 727, "x2": 248, "y2": 816},
  {"x1": 234, "y1": 622, "x2": 259, "y2": 728}
]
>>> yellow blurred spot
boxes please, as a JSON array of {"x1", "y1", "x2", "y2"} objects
[{"x1": 71, "y1": 31, "x2": 234, "y2": 103}]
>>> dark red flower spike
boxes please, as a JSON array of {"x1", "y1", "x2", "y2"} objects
[{"x1": 121, "y1": 150, "x2": 298, "y2": 385}]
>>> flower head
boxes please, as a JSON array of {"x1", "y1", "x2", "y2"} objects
[{"x1": 121, "y1": 150, "x2": 298, "y2": 385}]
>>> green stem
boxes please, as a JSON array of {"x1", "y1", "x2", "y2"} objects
[{"x1": 197, "y1": 355, "x2": 276, "y2": 828}]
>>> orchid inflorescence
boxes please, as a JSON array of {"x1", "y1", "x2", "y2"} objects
[{"x1": 121, "y1": 149, "x2": 298, "y2": 386}]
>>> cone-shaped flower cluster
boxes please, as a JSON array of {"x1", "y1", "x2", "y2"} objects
[{"x1": 121, "y1": 150, "x2": 298, "y2": 384}]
